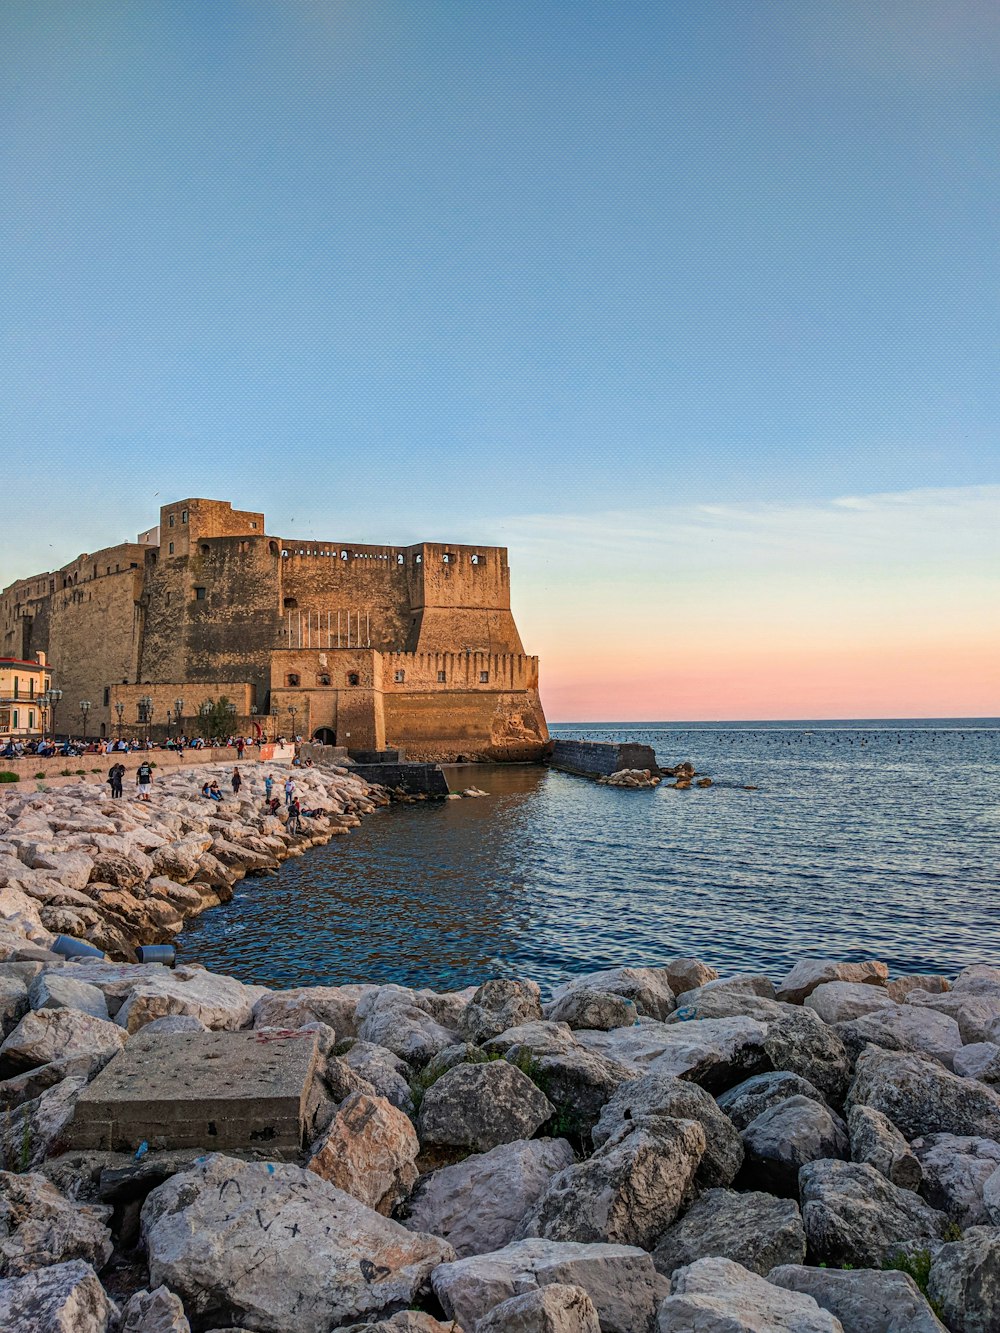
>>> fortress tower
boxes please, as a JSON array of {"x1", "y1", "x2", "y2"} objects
[{"x1": 0, "y1": 499, "x2": 548, "y2": 762}]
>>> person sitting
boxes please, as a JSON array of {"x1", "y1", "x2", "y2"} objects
[{"x1": 207, "y1": 780, "x2": 223, "y2": 801}]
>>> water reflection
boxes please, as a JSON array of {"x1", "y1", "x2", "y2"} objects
[{"x1": 178, "y1": 725, "x2": 1000, "y2": 991}]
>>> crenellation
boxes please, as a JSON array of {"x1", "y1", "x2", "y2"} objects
[{"x1": 0, "y1": 496, "x2": 548, "y2": 759}]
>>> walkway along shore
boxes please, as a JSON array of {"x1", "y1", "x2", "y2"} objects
[{"x1": 0, "y1": 772, "x2": 998, "y2": 1330}]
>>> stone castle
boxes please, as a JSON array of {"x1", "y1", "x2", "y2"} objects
[{"x1": 0, "y1": 498, "x2": 549, "y2": 761}]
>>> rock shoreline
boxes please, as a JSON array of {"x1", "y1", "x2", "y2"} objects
[{"x1": 1, "y1": 782, "x2": 999, "y2": 1330}]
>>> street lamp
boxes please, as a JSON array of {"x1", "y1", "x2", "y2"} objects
[
  {"x1": 288, "y1": 705, "x2": 298, "y2": 740},
  {"x1": 79, "y1": 700, "x2": 91, "y2": 742},
  {"x1": 269, "y1": 706, "x2": 279, "y2": 742},
  {"x1": 138, "y1": 695, "x2": 153, "y2": 746},
  {"x1": 114, "y1": 701, "x2": 124, "y2": 740},
  {"x1": 48, "y1": 689, "x2": 62, "y2": 741},
  {"x1": 174, "y1": 698, "x2": 184, "y2": 730}
]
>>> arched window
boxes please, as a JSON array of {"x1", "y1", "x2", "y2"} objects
[
  {"x1": 283, "y1": 597, "x2": 297, "y2": 609},
  {"x1": 348, "y1": 672, "x2": 360, "y2": 686},
  {"x1": 286, "y1": 673, "x2": 300, "y2": 687},
  {"x1": 317, "y1": 673, "x2": 330, "y2": 686}
]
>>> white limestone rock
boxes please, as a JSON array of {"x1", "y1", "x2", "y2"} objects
[
  {"x1": 307, "y1": 1090, "x2": 419, "y2": 1216},
  {"x1": 141, "y1": 1154, "x2": 454, "y2": 1333},
  {"x1": 28, "y1": 971, "x2": 110, "y2": 1021},
  {"x1": 768, "y1": 1264, "x2": 947, "y2": 1332},
  {"x1": 0, "y1": 1169, "x2": 112, "y2": 1277},
  {"x1": 0, "y1": 1258, "x2": 117, "y2": 1333},
  {"x1": 0, "y1": 1007, "x2": 126, "y2": 1073},
  {"x1": 847, "y1": 1047, "x2": 1000, "y2": 1140},
  {"x1": 550, "y1": 967, "x2": 677, "y2": 1021},
  {"x1": 775, "y1": 959, "x2": 888, "y2": 1006},
  {"x1": 805, "y1": 981, "x2": 896, "y2": 1025},
  {"x1": 913, "y1": 1133, "x2": 1000, "y2": 1228},
  {"x1": 652, "y1": 1188, "x2": 807, "y2": 1278},
  {"x1": 474, "y1": 1282, "x2": 601, "y2": 1332},
  {"x1": 119, "y1": 1284, "x2": 191, "y2": 1332},
  {"x1": 460, "y1": 978, "x2": 543, "y2": 1043},
  {"x1": 657, "y1": 1256, "x2": 844, "y2": 1332},
  {"x1": 418, "y1": 1059, "x2": 553, "y2": 1152}
]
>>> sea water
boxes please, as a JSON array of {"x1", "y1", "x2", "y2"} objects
[{"x1": 178, "y1": 720, "x2": 1000, "y2": 992}]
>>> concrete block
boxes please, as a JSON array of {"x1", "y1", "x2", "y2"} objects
[{"x1": 67, "y1": 1028, "x2": 321, "y2": 1152}]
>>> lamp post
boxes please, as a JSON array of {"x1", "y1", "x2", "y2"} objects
[
  {"x1": 226, "y1": 701, "x2": 237, "y2": 739},
  {"x1": 175, "y1": 698, "x2": 184, "y2": 733},
  {"x1": 114, "y1": 700, "x2": 124, "y2": 740},
  {"x1": 79, "y1": 700, "x2": 91, "y2": 742},
  {"x1": 269, "y1": 707, "x2": 279, "y2": 742},
  {"x1": 49, "y1": 687, "x2": 63, "y2": 741},
  {"x1": 288, "y1": 705, "x2": 298, "y2": 741},
  {"x1": 138, "y1": 695, "x2": 153, "y2": 747}
]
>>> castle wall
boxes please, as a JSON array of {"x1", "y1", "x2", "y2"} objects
[{"x1": 277, "y1": 545, "x2": 413, "y2": 652}]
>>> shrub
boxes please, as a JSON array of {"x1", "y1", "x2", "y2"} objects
[
  {"x1": 91, "y1": 767, "x2": 101, "y2": 774},
  {"x1": 0, "y1": 772, "x2": 20, "y2": 783},
  {"x1": 60, "y1": 769, "x2": 72, "y2": 777},
  {"x1": 884, "y1": 1248, "x2": 945, "y2": 1318},
  {"x1": 34, "y1": 771, "x2": 45, "y2": 779},
  {"x1": 75, "y1": 769, "x2": 86, "y2": 776}
]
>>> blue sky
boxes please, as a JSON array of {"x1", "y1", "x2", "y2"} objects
[{"x1": 2, "y1": 2, "x2": 997, "y2": 715}]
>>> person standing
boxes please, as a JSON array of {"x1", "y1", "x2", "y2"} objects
[
  {"x1": 264, "y1": 772, "x2": 274, "y2": 803},
  {"x1": 135, "y1": 759, "x2": 153, "y2": 802},
  {"x1": 284, "y1": 776, "x2": 294, "y2": 807},
  {"x1": 108, "y1": 762, "x2": 125, "y2": 799},
  {"x1": 236, "y1": 737, "x2": 245, "y2": 759},
  {"x1": 287, "y1": 796, "x2": 302, "y2": 835},
  {"x1": 231, "y1": 766, "x2": 242, "y2": 795}
]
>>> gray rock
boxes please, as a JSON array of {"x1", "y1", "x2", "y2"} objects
[
  {"x1": 848, "y1": 1047, "x2": 1000, "y2": 1140},
  {"x1": 776, "y1": 959, "x2": 888, "y2": 1005},
  {"x1": 741, "y1": 1095, "x2": 849, "y2": 1194},
  {"x1": 418, "y1": 1059, "x2": 553, "y2": 1152},
  {"x1": 0, "y1": 1169, "x2": 112, "y2": 1277},
  {"x1": 592, "y1": 1071, "x2": 744, "y2": 1185},
  {"x1": 483, "y1": 1021, "x2": 577, "y2": 1059},
  {"x1": 251, "y1": 984, "x2": 374, "y2": 1037},
  {"x1": 676, "y1": 974, "x2": 777, "y2": 1005},
  {"x1": 0, "y1": 1007, "x2": 127, "y2": 1073},
  {"x1": 717, "y1": 1070, "x2": 828, "y2": 1130},
  {"x1": 547, "y1": 989, "x2": 638, "y2": 1031},
  {"x1": 432, "y1": 1236, "x2": 660, "y2": 1333},
  {"x1": 0, "y1": 976, "x2": 28, "y2": 1040},
  {"x1": 657, "y1": 1256, "x2": 843, "y2": 1332},
  {"x1": 550, "y1": 967, "x2": 676, "y2": 1021},
  {"x1": 761, "y1": 1006, "x2": 852, "y2": 1103},
  {"x1": 28, "y1": 971, "x2": 110, "y2": 1021},
  {"x1": 848, "y1": 1104, "x2": 922, "y2": 1190},
  {"x1": 835, "y1": 1005, "x2": 963, "y2": 1069},
  {"x1": 355, "y1": 987, "x2": 458, "y2": 1065},
  {"x1": 0, "y1": 1258, "x2": 117, "y2": 1333},
  {"x1": 0, "y1": 1075, "x2": 88, "y2": 1170},
  {"x1": 799, "y1": 1159, "x2": 948, "y2": 1267},
  {"x1": 422, "y1": 1041, "x2": 488, "y2": 1079},
  {"x1": 805, "y1": 982, "x2": 896, "y2": 1025},
  {"x1": 906, "y1": 988, "x2": 1000, "y2": 1046},
  {"x1": 461, "y1": 979, "x2": 543, "y2": 1043},
  {"x1": 473, "y1": 1282, "x2": 601, "y2": 1332},
  {"x1": 768, "y1": 1264, "x2": 947, "y2": 1332},
  {"x1": 307, "y1": 1091, "x2": 419, "y2": 1216},
  {"x1": 653, "y1": 1188, "x2": 806, "y2": 1278},
  {"x1": 664, "y1": 959, "x2": 719, "y2": 995},
  {"x1": 668, "y1": 991, "x2": 786, "y2": 1023},
  {"x1": 985, "y1": 1166, "x2": 1000, "y2": 1223},
  {"x1": 336, "y1": 1316, "x2": 455, "y2": 1333},
  {"x1": 141, "y1": 1153, "x2": 453, "y2": 1333},
  {"x1": 518, "y1": 1116, "x2": 705, "y2": 1248},
  {"x1": 403, "y1": 1138, "x2": 575, "y2": 1258},
  {"x1": 954, "y1": 1042, "x2": 1000, "y2": 1087},
  {"x1": 575, "y1": 1017, "x2": 770, "y2": 1091},
  {"x1": 928, "y1": 1226, "x2": 1000, "y2": 1333},
  {"x1": 510, "y1": 1044, "x2": 635, "y2": 1137},
  {"x1": 886, "y1": 974, "x2": 951, "y2": 1003},
  {"x1": 913, "y1": 1134, "x2": 1000, "y2": 1227},
  {"x1": 120, "y1": 1284, "x2": 191, "y2": 1332},
  {"x1": 953, "y1": 964, "x2": 1000, "y2": 994},
  {"x1": 341, "y1": 1040, "x2": 415, "y2": 1113}
]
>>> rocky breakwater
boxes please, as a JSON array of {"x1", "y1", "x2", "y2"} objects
[
  {"x1": 1, "y1": 953, "x2": 1000, "y2": 1329},
  {"x1": 0, "y1": 761, "x2": 387, "y2": 962}
]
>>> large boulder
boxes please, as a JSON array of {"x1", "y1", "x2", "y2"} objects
[
  {"x1": 0, "y1": 1075, "x2": 88, "y2": 1170},
  {"x1": 550, "y1": 967, "x2": 676, "y2": 1021},
  {"x1": 906, "y1": 988, "x2": 1000, "y2": 1046},
  {"x1": 547, "y1": 989, "x2": 638, "y2": 1031},
  {"x1": 251, "y1": 985, "x2": 374, "y2": 1037},
  {"x1": 835, "y1": 1005, "x2": 964, "y2": 1069},
  {"x1": 141, "y1": 1154, "x2": 453, "y2": 1333},
  {"x1": 848, "y1": 1104, "x2": 922, "y2": 1190},
  {"x1": 799, "y1": 1159, "x2": 948, "y2": 1267},
  {"x1": 913, "y1": 1134, "x2": 1000, "y2": 1228},
  {"x1": 473, "y1": 1282, "x2": 601, "y2": 1332},
  {"x1": 741, "y1": 1095, "x2": 849, "y2": 1195},
  {"x1": 575, "y1": 1017, "x2": 769, "y2": 1091},
  {"x1": 0, "y1": 1007, "x2": 127, "y2": 1073},
  {"x1": 356, "y1": 987, "x2": 458, "y2": 1065},
  {"x1": 664, "y1": 958, "x2": 719, "y2": 994},
  {"x1": 928, "y1": 1226, "x2": 1000, "y2": 1333},
  {"x1": 776, "y1": 959, "x2": 888, "y2": 1005},
  {"x1": 653, "y1": 1188, "x2": 806, "y2": 1278},
  {"x1": 954, "y1": 1043, "x2": 1000, "y2": 1087},
  {"x1": 848, "y1": 1047, "x2": 1000, "y2": 1140},
  {"x1": 341, "y1": 1041, "x2": 415, "y2": 1113},
  {"x1": 418, "y1": 1060, "x2": 553, "y2": 1152},
  {"x1": 432, "y1": 1237, "x2": 660, "y2": 1333},
  {"x1": 461, "y1": 979, "x2": 543, "y2": 1043},
  {"x1": 0, "y1": 1170, "x2": 112, "y2": 1277},
  {"x1": 592, "y1": 1072, "x2": 744, "y2": 1185},
  {"x1": 307, "y1": 1091, "x2": 419, "y2": 1216},
  {"x1": 668, "y1": 991, "x2": 785, "y2": 1023},
  {"x1": 403, "y1": 1138, "x2": 575, "y2": 1258},
  {"x1": 805, "y1": 982, "x2": 896, "y2": 1025},
  {"x1": 517, "y1": 1116, "x2": 705, "y2": 1248},
  {"x1": 508, "y1": 1044, "x2": 634, "y2": 1138},
  {"x1": 28, "y1": 972, "x2": 110, "y2": 1021},
  {"x1": 768, "y1": 1264, "x2": 948, "y2": 1332},
  {"x1": 761, "y1": 1007, "x2": 852, "y2": 1103},
  {"x1": 113, "y1": 966, "x2": 266, "y2": 1033},
  {"x1": 657, "y1": 1256, "x2": 844, "y2": 1332},
  {"x1": 0, "y1": 1258, "x2": 117, "y2": 1333},
  {"x1": 717, "y1": 1071, "x2": 827, "y2": 1130}
]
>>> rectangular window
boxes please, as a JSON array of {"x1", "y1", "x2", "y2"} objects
[
  {"x1": 479, "y1": 671, "x2": 489, "y2": 683},
  {"x1": 12, "y1": 677, "x2": 18, "y2": 699},
  {"x1": 250, "y1": 521, "x2": 258, "y2": 529},
  {"x1": 181, "y1": 510, "x2": 188, "y2": 523},
  {"x1": 12, "y1": 710, "x2": 18, "y2": 729},
  {"x1": 28, "y1": 711, "x2": 34, "y2": 729},
  {"x1": 437, "y1": 670, "x2": 446, "y2": 682},
  {"x1": 194, "y1": 587, "x2": 206, "y2": 601},
  {"x1": 168, "y1": 542, "x2": 174, "y2": 554},
  {"x1": 168, "y1": 515, "x2": 175, "y2": 528},
  {"x1": 394, "y1": 669, "x2": 406, "y2": 683},
  {"x1": 103, "y1": 687, "x2": 110, "y2": 706}
]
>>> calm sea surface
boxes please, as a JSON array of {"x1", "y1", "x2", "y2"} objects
[{"x1": 179, "y1": 721, "x2": 1000, "y2": 993}]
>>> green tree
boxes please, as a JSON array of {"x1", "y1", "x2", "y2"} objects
[{"x1": 195, "y1": 696, "x2": 235, "y2": 738}]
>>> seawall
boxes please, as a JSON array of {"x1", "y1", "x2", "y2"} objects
[{"x1": 550, "y1": 738, "x2": 660, "y2": 779}]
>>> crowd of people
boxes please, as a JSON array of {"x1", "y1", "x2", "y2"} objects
[{"x1": 0, "y1": 733, "x2": 292, "y2": 760}]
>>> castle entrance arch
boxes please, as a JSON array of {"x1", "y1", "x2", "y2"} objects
[{"x1": 313, "y1": 727, "x2": 337, "y2": 746}]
